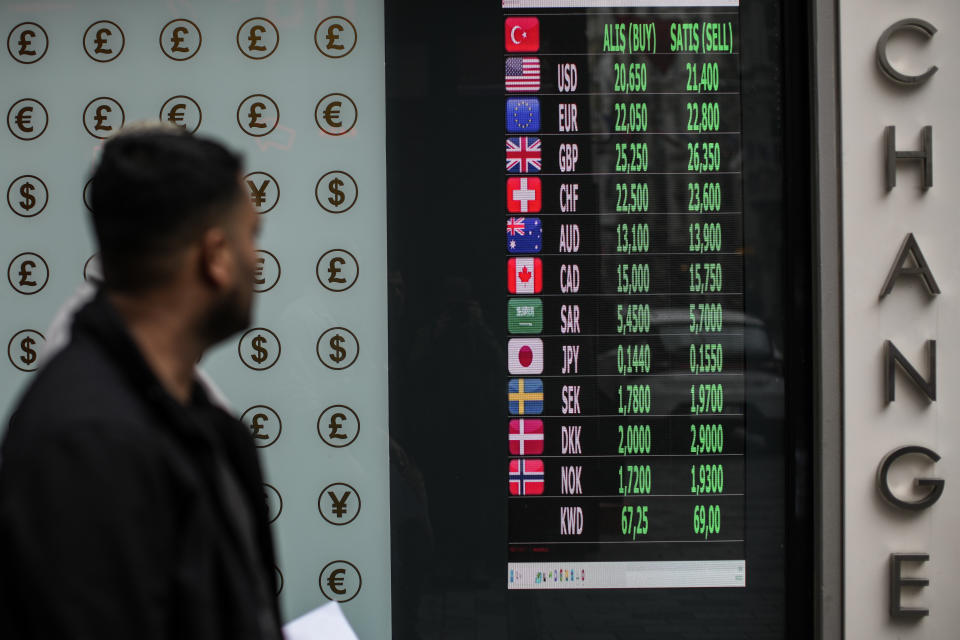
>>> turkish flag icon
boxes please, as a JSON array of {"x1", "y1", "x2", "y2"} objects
[{"x1": 505, "y1": 17, "x2": 539, "y2": 52}]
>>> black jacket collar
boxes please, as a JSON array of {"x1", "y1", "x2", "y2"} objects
[{"x1": 71, "y1": 288, "x2": 216, "y2": 447}]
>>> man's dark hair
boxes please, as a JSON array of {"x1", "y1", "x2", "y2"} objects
[{"x1": 88, "y1": 127, "x2": 244, "y2": 292}]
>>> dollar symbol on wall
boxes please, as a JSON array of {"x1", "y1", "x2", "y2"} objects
[
  {"x1": 20, "y1": 337, "x2": 36, "y2": 365},
  {"x1": 19, "y1": 183, "x2": 36, "y2": 210},
  {"x1": 327, "y1": 178, "x2": 345, "y2": 207},
  {"x1": 329, "y1": 334, "x2": 346, "y2": 363},
  {"x1": 251, "y1": 335, "x2": 269, "y2": 364}
]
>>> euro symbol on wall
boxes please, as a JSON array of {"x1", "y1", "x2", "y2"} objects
[
  {"x1": 325, "y1": 23, "x2": 345, "y2": 50},
  {"x1": 247, "y1": 102, "x2": 267, "y2": 128},
  {"x1": 18, "y1": 261, "x2": 36, "y2": 287},
  {"x1": 329, "y1": 491, "x2": 351, "y2": 518},
  {"x1": 248, "y1": 25, "x2": 266, "y2": 51},
  {"x1": 17, "y1": 30, "x2": 37, "y2": 56},
  {"x1": 170, "y1": 26, "x2": 189, "y2": 52},
  {"x1": 328, "y1": 412, "x2": 348, "y2": 440},
  {"x1": 250, "y1": 413, "x2": 270, "y2": 440},
  {"x1": 326, "y1": 568, "x2": 347, "y2": 595},
  {"x1": 322, "y1": 101, "x2": 342, "y2": 128},
  {"x1": 94, "y1": 104, "x2": 113, "y2": 131},
  {"x1": 247, "y1": 179, "x2": 269, "y2": 206},
  {"x1": 166, "y1": 103, "x2": 186, "y2": 126},
  {"x1": 15, "y1": 107, "x2": 33, "y2": 132},
  {"x1": 254, "y1": 257, "x2": 266, "y2": 285},
  {"x1": 327, "y1": 257, "x2": 346, "y2": 283},
  {"x1": 94, "y1": 28, "x2": 112, "y2": 54}
]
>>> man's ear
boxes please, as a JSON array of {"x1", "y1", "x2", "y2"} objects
[{"x1": 198, "y1": 226, "x2": 232, "y2": 289}]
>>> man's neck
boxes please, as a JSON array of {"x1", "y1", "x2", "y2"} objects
[{"x1": 107, "y1": 290, "x2": 204, "y2": 405}]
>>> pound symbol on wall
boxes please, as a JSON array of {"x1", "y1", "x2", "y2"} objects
[
  {"x1": 247, "y1": 102, "x2": 266, "y2": 129},
  {"x1": 7, "y1": 252, "x2": 48, "y2": 295},
  {"x1": 160, "y1": 19, "x2": 201, "y2": 61},
  {"x1": 247, "y1": 25, "x2": 266, "y2": 51},
  {"x1": 327, "y1": 257, "x2": 346, "y2": 284},
  {"x1": 18, "y1": 260, "x2": 36, "y2": 287},
  {"x1": 315, "y1": 17, "x2": 357, "y2": 58},
  {"x1": 17, "y1": 29, "x2": 37, "y2": 56},
  {"x1": 8, "y1": 22, "x2": 49, "y2": 63},
  {"x1": 327, "y1": 412, "x2": 348, "y2": 440},
  {"x1": 94, "y1": 104, "x2": 112, "y2": 131},
  {"x1": 326, "y1": 24, "x2": 344, "y2": 50},
  {"x1": 250, "y1": 413, "x2": 269, "y2": 440},
  {"x1": 237, "y1": 18, "x2": 279, "y2": 59},
  {"x1": 318, "y1": 405, "x2": 359, "y2": 448},
  {"x1": 170, "y1": 26, "x2": 189, "y2": 53},
  {"x1": 83, "y1": 21, "x2": 124, "y2": 62},
  {"x1": 317, "y1": 249, "x2": 359, "y2": 291},
  {"x1": 237, "y1": 95, "x2": 278, "y2": 137},
  {"x1": 94, "y1": 28, "x2": 112, "y2": 54},
  {"x1": 83, "y1": 98, "x2": 124, "y2": 139},
  {"x1": 240, "y1": 405, "x2": 281, "y2": 448}
]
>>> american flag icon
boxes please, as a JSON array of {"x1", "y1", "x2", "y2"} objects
[{"x1": 505, "y1": 57, "x2": 540, "y2": 92}]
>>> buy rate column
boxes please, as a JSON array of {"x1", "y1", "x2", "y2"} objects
[{"x1": 506, "y1": 8, "x2": 745, "y2": 574}]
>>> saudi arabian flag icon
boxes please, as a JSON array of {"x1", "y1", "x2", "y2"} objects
[{"x1": 508, "y1": 298, "x2": 542, "y2": 334}]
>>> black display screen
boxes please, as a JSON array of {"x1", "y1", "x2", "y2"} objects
[
  {"x1": 386, "y1": 0, "x2": 813, "y2": 635},
  {"x1": 502, "y1": 3, "x2": 746, "y2": 590}
]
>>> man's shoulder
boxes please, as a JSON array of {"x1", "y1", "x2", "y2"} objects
[{"x1": 6, "y1": 333, "x2": 154, "y2": 445}]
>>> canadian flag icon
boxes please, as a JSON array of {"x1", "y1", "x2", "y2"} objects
[{"x1": 508, "y1": 257, "x2": 542, "y2": 294}]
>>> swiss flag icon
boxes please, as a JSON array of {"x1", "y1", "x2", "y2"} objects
[
  {"x1": 507, "y1": 177, "x2": 541, "y2": 213},
  {"x1": 505, "y1": 17, "x2": 539, "y2": 52}
]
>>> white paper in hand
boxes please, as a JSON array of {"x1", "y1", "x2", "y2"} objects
[{"x1": 282, "y1": 601, "x2": 360, "y2": 640}]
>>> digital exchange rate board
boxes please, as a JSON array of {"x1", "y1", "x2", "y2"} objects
[{"x1": 503, "y1": 1, "x2": 745, "y2": 590}]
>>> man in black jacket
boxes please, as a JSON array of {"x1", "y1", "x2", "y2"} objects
[{"x1": 0, "y1": 127, "x2": 282, "y2": 639}]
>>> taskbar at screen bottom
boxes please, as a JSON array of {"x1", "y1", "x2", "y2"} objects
[{"x1": 508, "y1": 559, "x2": 745, "y2": 589}]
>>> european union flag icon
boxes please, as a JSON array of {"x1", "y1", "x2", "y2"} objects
[
  {"x1": 506, "y1": 98, "x2": 540, "y2": 133},
  {"x1": 508, "y1": 378, "x2": 543, "y2": 415}
]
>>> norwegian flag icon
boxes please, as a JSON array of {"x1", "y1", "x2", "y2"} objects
[
  {"x1": 509, "y1": 458, "x2": 544, "y2": 495},
  {"x1": 506, "y1": 137, "x2": 541, "y2": 173}
]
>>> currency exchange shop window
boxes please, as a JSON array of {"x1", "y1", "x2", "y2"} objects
[{"x1": 386, "y1": 0, "x2": 813, "y2": 637}]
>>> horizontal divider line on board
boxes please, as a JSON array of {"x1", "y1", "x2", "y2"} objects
[
  {"x1": 507, "y1": 454, "x2": 745, "y2": 458},
  {"x1": 506, "y1": 539, "x2": 745, "y2": 545},
  {"x1": 509, "y1": 414, "x2": 745, "y2": 418}
]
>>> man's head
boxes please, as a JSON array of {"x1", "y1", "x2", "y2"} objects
[{"x1": 88, "y1": 125, "x2": 259, "y2": 344}]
